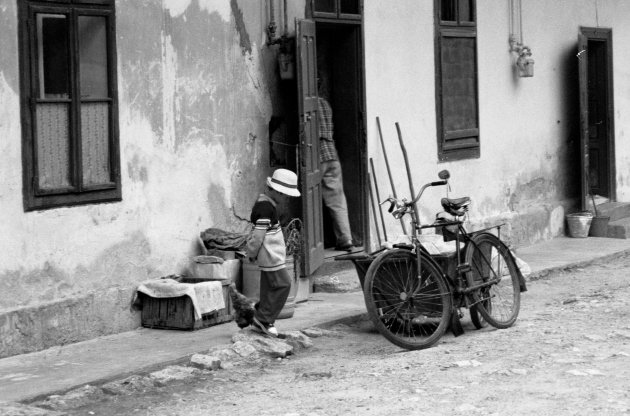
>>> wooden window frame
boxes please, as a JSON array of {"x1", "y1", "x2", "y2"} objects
[
  {"x1": 18, "y1": 0, "x2": 121, "y2": 211},
  {"x1": 434, "y1": 0, "x2": 480, "y2": 162},
  {"x1": 310, "y1": 0, "x2": 362, "y2": 22}
]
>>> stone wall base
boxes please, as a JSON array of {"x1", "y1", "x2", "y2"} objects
[{"x1": 0, "y1": 287, "x2": 139, "y2": 359}]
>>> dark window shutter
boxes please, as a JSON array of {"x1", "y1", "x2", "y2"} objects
[{"x1": 435, "y1": 0, "x2": 479, "y2": 161}]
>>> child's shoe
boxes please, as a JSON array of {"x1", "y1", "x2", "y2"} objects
[{"x1": 252, "y1": 316, "x2": 278, "y2": 337}]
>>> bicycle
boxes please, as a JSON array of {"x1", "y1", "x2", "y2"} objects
[{"x1": 361, "y1": 170, "x2": 525, "y2": 350}]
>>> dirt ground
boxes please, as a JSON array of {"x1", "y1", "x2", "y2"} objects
[{"x1": 47, "y1": 254, "x2": 630, "y2": 415}]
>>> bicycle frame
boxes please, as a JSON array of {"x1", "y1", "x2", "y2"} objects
[
  {"x1": 435, "y1": 223, "x2": 509, "y2": 298},
  {"x1": 395, "y1": 184, "x2": 507, "y2": 308},
  {"x1": 364, "y1": 171, "x2": 523, "y2": 349}
]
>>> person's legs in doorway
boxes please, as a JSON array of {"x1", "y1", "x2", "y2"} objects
[{"x1": 321, "y1": 160, "x2": 353, "y2": 249}]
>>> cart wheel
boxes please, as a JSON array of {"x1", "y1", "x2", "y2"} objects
[{"x1": 363, "y1": 248, "x2": 452, "y2": 350}]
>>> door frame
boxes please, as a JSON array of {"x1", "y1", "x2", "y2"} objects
[
  {"x1": 314, "y1": 20, "x2": 369, "y2": 251},
  {"x1": 578, "y1": 27, "x2": 615, "y2": 210},
  {"x1": 297, "y1": 13, "x2": 369, "y2": 270}
]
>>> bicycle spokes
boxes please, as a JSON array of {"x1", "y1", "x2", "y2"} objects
[
  {"x1": 365, "y1": 250, "x2": 451, "y2": 348},
  {"x1": 465, "y1": 233, "x2": 521, "y2": 328}
]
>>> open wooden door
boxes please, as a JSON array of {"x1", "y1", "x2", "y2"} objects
[
  {"x1": 578, "y1": 30, "x2": 589, "y2": 211},
  {"x1": 296, "y1": 18, "x2": 324, "y2": 275},
  {"x1": 578, "y1": 27, "x2": 616, "y2": 211}
]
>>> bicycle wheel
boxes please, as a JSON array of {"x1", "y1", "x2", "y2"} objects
[
  {"x1": 465, "y1": 232, "x2": 521, "y2": 328},
  {"x1": 363, "y1": 248, "x2": 452, "y2": 350},
  {"x1": 469, "y1": 302, "x2": 489, "y2": 329}
]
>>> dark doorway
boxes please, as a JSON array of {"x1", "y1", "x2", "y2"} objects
[
  {"x1": 578, "y1": 28, "x2": 615, "y2": 210},
  {"x1": 316, "y1": 23, "x2": 366, "y2": 249}
]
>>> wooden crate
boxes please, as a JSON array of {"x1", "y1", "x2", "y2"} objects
[{"x1": 140, "y1": 280, "x2": 233, "y2": 330}]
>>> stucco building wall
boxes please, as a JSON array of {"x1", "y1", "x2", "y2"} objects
[
  {"x1": 0, "y1": 0, "x2": 306, "y2": 358},
  {"x1": 363, "y1": 0, "x2": 630, "y2": 247},
  {"x1": 2, "y1": 0, "x2": 630, "y2": 357}
]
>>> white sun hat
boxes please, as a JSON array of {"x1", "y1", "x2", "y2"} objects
[{"x1": 267, "y1": 169, "x2": 301, "y2": 197}]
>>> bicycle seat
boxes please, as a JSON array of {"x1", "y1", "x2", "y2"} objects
[{"x1": 441, "y1": 197, "x2": 471, "y2": 217}]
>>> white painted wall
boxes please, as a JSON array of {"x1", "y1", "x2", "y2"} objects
[{"x1": 363, "y1": 0, "x2": 630, "y2": 248}]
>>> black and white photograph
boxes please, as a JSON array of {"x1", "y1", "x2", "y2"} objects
[{"x1": 1, "y1": 1, "x2": 630, "y2": 415}]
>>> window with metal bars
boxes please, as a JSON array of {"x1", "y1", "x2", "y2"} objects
[{"x1": 19, "y1": 0, "x2": 121, "y2": 211}]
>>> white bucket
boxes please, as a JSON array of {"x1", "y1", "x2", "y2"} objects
[{"x1": 566, "y1": 212, "x2": 593, "y2": 238}]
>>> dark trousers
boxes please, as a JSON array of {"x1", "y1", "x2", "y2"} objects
[{"x1": 255, "y1": 268, "x2": 291, "y2": 324}]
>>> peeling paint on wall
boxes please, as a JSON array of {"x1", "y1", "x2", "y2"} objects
[
  {"x1": 116, "y1": 0, "x2": 275, "y2": 234},
  {"x1": 230, "y1": 0, "x2": 252, "y2": 55},
  {"x1": 508, "y1": 176, "x2": 557, "y2": 212},
  {"x1": 8, "y1": 0, "x2": 630, "y2": 358},
  {"x1": 165, "y1": 0, "x2": 233, "y2": 20},
  {"x1": 127, "y1": 154, "x2": 149, "y2": 183}
]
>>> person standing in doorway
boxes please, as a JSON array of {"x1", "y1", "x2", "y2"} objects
[
  {"x1": 246, "y1": 169, "x2": 301, "y2": 337},
  {"x1": 317, "y1": 75, "x2": 355, "y2": 251}
]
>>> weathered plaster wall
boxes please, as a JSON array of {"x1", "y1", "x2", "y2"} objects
[
  {"x1": 363, "y1": 0, "x2": 630, "y2": 248},
  {"x1": 0, "y1": 0, "x2": 303, "y2": 357},
  {"x1": 4, "y1": 0, "x2": 630, "y2": 357}
]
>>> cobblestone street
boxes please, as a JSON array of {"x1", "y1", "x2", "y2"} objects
[{"x1": 13, "y1": 253, "x2": 630, "y2": 416}]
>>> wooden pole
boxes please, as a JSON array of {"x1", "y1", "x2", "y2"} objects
[
  {"x1": 368, "y1": 174, "x2": 382, "y2": 248},
  {"x1": 377, "y1": 116, "x2": 407, "y2": 235},
  {"x1": 395, "y1": 122, "x2": 416, "y2": 202},
  {"x1": 370, "y1": 157, "x2": 388, "y2": 242}
]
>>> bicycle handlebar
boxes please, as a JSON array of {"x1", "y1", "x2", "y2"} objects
[
  {"x1": 381, "y1": 175, "x2": 449, "y2": 219},
  {"x1": 410, "y1": 177, "x2": 448, "y2": 205}
]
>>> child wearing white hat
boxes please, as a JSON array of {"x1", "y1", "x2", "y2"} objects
[{"x1": 246, "y1": 169, "x2": 300, "y2": 336}]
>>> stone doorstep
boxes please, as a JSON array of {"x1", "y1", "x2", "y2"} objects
[
  {"x1": 594, "y1": 201, "x2": 630, "y2": 222},
  {"x1": 607, "y1": 216, "x2": 630, "y2": 239}
]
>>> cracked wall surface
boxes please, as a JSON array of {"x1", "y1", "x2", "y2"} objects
[
  {"x1": 0, "y1": 0, "x2": 306, "y2": 358},
  {"x1": 3, "y1": 0, "x2": 630, "y2": 357}
]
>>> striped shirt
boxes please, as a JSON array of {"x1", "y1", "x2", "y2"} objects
[{"x1": 318, "y1": 97, "x2": 338, "y2": 163}]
